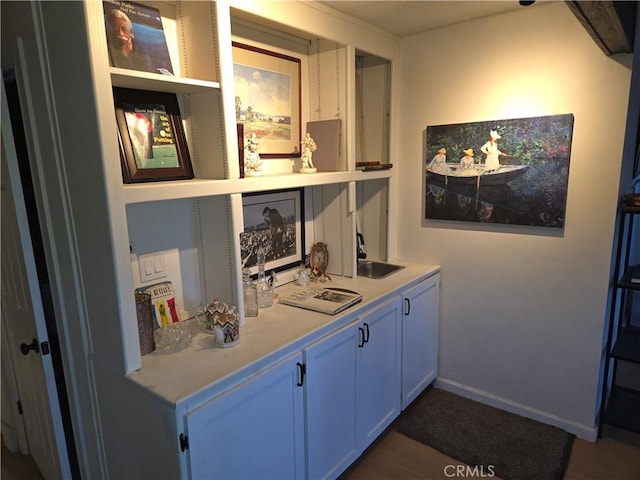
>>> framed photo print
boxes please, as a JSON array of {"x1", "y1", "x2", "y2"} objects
[
  {"x1": 240, "y1": 188, "x2": 305, "y2": 276},
  {"x1": 232, "y1": 42, "x2": 301, "y2": 158},
  {"x1": 113, "y1": 87, "x2": 193, "y2": 183}
]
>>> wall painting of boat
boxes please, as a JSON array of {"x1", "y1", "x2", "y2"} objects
[{"x1": 423, "y1": 114, "x2": 574, "y2": 228}]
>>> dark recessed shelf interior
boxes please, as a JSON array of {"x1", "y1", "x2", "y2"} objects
[
  {"x1": 611, "y1": 326, "x2": 640, "y2": 363},
  {"x1": 604, "y1": 386, "x2": 640, "y2": 433},
  {"x1": 618, "y1": 265, "x2": 640, "y2": 290}
]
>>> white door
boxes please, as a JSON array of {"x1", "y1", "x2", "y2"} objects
[{"x1": 1, "y1": 79, "x2": 71, "y2": 479}]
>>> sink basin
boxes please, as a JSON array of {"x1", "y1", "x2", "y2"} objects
[{"x1": 357, "y1": 260, "x2": 404, "y2": 279}]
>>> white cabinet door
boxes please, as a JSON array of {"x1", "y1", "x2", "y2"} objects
[
  {"x1": 183, "y1": 352, "x2": 305, "y2": 479},
  {"x1": 304, "y1": 321, "x2": 359, "y2": 480},
  {"x1": 356, "y1": 297, "x2": 401, "y2": 448},
  {"x1": 401, "y1": 274, "x2": 440, "y2": 409},
  {"x1": 305, "y1": 298, "x2": 401, "y2": 479}
]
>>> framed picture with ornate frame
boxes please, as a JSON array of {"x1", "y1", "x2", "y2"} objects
[
  {"x1": 310, "y1": 242, "x2": 329, "y2": 276},
  {"x1": 240, "y1": 188, "x2": 305, "y2": 276},
  {"x1": 114, "y1": 87, "x2": 193, "y2": 183},
  {"x1": 232, "y1": 41, "x2": 301, "y2": 158}
]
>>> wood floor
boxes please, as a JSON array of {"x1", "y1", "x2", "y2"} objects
[
  {"x1": 1, "y1": 438, "x2": 43, "y2": 480},
  {"x1": 344, "y1": 425, "x2": 640, "y2": 480},
  {"x1": 2, "y1": 426, "x2": 639, "y2": 479}
]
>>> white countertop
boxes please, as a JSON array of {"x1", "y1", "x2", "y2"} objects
[{"x1": 126, "y1": 261, "x2": 440, "y2": 407}]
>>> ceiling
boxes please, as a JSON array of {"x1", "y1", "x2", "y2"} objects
[{"x1": 316, "y1": 1, "x2": 535, "y2": 37}]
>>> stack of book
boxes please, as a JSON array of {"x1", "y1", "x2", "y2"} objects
[{"x1": 356, "y1": 161, "x2": 393, "y2": 171}]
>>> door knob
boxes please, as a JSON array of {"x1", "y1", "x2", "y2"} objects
[{"x1": 20, "y1": 338, "x2": 40, "y2": 356}]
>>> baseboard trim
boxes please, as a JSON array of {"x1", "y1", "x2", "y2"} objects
[{"x1": 435, "y1": 378, "x2": 598, "y2": 442}]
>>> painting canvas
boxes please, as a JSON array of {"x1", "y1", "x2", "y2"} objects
[
  {"x1": 240, "y1": 189, "x2": 304, "y2": 276},
  {"x1": 232, "y1": 42, "x2": 301, "y2": 158},
  {"x1": 423, "y1": 114, "x2": 574, "y2": 228}
]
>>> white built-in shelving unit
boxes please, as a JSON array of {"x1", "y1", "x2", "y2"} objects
[{"x1": 81, "y1": 0, "x2": 397, "y2": 373}]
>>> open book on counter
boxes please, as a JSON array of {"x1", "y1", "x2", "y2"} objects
[{"x1": 278, "y1": 286, "x2": 362, "y2": 315}]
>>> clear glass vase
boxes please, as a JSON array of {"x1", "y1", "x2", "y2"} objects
[
  {"x1": 243, "y1": 268, "x2": 258, "y2": 317},
  {"x1": 256, "y1": 248, "x2": 273, "y2": 309}
]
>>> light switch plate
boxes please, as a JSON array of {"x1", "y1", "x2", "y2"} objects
[{"x1": 138, "y1": 253, "x2": 167, "y2": 283}]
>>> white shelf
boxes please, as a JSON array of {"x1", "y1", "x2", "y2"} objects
[
  {"x1": 110, "y1": 68, "x2": 220, "y2": 94},
  {"x1": 352, "y1": 169, "x2": 394, "y2": 182},
  {"x1": 121, "y1": 170, "x2": 394, "y2": 205},
  {"x1": 236, "y1": 171, "x2": 372, "y2": 191},
  {"x1": 122, "y1": 178, "x2": 238, "y2": 205}
]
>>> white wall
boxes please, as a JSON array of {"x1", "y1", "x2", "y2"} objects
[{"x1": 393, "y1": 2, "x2": 631, "y2": 440}]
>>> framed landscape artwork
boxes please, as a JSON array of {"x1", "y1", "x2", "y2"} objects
[
  {"x1": 232, "y1": 42, "x2": 301, "y2": 158},
  {"x1": 240, "y1": 188, "x2": 305, "y2": 276},
  {"x1": 423, "y1": 114, "x2": 574, "y2": 228},
  {"x1": 114, "y1": 87, "x2": 193, "y2": 183}
]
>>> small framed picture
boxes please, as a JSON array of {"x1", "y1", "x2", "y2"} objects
[
  {"x1": 113, "y1": 87, "x2": 193, "y2": 183},
  {"x1": 310, "y1": 242, "x2": 329, "y2": 274},
  {"x1": 240, "y1": 188, "x2": 305, "y2": 276}
]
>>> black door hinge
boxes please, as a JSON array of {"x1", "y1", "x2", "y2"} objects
[
  {"x1": 179, "y1": 433, "x2": 189, "y2": 452},
  {"x1": 17, "y1": 400, "x2": 23, "y2": 415}
]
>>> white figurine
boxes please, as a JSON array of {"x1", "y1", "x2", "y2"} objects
[
  {"x1": 244, "y1": 132, "x2": 262, "y2": 176},
  {"x1": 300, "y1": 132, "x2": 317, "y2": 173},
  {"x1": 296, "y1": 263, "x2": 310, "y2": 286}
]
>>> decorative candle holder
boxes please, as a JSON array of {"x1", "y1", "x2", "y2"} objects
[{"x1": 199, "y1": 298, "x2": 240, "y2": 348}]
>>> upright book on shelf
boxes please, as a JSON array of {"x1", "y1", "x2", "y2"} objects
[
  {"x1": 306, "y1": 120, "x2": 341, "y2": 171},
  {"x1": 135, "y1": 281, "x2": 180, "y2": 328},
  {"x1": 103, "y1": 0, "x2": 174, "y2": 75}
]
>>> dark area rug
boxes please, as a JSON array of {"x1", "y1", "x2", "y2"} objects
[{"x1": 396, "y1": 388, "x2": 575, "y2": 480}]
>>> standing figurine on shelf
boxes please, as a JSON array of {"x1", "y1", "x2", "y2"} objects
[
  {"x1": 300, "y1": 132, "x2": 317, "y2": 173},
  {"x1": 244, "y1": 132, "x2": 262, "y2": 176},
  {"x1": 296, "y1": 263, "x2": 310, "y2": 286}
]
